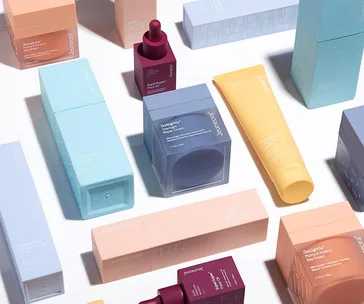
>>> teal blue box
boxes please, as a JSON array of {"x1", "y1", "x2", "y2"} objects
[
  {"x1": 39, "y1": 59, "x2": 134, "y2": 220},
  {"x1": 291, "y1": 0, "x2": 364, "y2": 109}
]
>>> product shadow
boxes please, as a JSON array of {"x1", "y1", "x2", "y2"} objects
[
  {"x1": 267, "y1": 52, "x2": 305, "y2": 107},
  {"x1": 0, "y1": 224, "x2": 25, "y2": 304},
  {"x1": 127, "y1": 134, "x2": 163, "y2": 197},
  {"x1": 121, "y1": 71, "x2": 142, "y2": 101},
  {"x1": 325, "y1": 158, "x2": 360, "y2": 212},
  {"x1": 0, "y1": 13, "x2": 18, "y2": 69},
  {"x1": 175, "y1": 22, "x2": 190, "y2": 47},
  {"x1": 265, "y1": 260, "x2": 293, "y2": 304},
  {"x1": 76, "y1": 0, "x2": 121, "y2": 46},
  {"x1": 25, "y1": 96, "x2": 82, "y2": 220},
  {"x1": 81, "y1": 252, "x2": 102, "y2": 286}
]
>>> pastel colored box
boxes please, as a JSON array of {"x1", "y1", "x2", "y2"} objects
[
  {"x1": 335, "y1": 106, "x2": 364, "y2": 211},
  {"x1": 39, "y1": 59, "x2": 134, "y2": 220},
  {"x1": 92, "y1": 190, "x2": 269, "y2": 283},
  {"x1": 143, "y1": 84, "x2": 231, "y2": 197},
  {"x1": 0, "y1": 142, "x2": 64, "y2": 303},
  {"x1": 276, "y1": 202, "x2": 364, "y2": 304},
  {"x1": 2, "y1": 0, "x2": 79, "y2": 69},
  {"x1": 183, "y1": 0, "x2": 299, "y2": 50},
  {"x1": 291, "y1": 0, "x2": 364, "y2": 109}
]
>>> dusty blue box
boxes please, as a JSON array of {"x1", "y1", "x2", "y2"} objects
[
  {"x1": 183, "y1": 0, "x2": 299, "y2": 49},
  {"x1": 39, "y1": 59, "x2": 134, "y2": 220},
  {"x1": 292, "y1": 0, "x2": 364, "y2": 109},
  {"x1": 143, "y1": 84, "x2": 231, "y2": 197},
  {"x1": 0, "y1": 142, "x2": 64, "y2": 303}
]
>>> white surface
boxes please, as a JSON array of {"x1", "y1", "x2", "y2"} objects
[{"x1": 0, "y1": 1, "x2": 364, "y2": 304}]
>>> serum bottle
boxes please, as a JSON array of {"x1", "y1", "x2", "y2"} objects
[{"x1": 134, "y1": 20, "x2": 177, "y2": 97}]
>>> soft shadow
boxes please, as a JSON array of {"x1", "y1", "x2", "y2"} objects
[
  {"x1": 175, "y1": 22, "x2": 190, "y2": 47},
  {"x1": 122, "y1": 71, "x2": 142, "y2": 101},
  {"x1": 265, "y1": 260, "x2": 293, "y2": 304},
  {"x1": 268, "y1": 52, "x2": 305, "y2": 107},
  {"x1": 81, "y1": 252, "x2": 102, "y2": 286},
  {"x1": 0, "y1": 14, "x2": 18, "y2": 69},
  {"x1": 325, "y1": 158, "x2": 360, "y2": 212},
  {"x1": 76, "y1": 0, "x2": 121, "y2": 46},
  {"x1": 25, "y1": 96, "x2": 82, "y2": 220},
  {"x1": 0, "y1": 224, "x2": 25, "y2": 304},
  {"x1": 127, "y1": 134, "x2": 163, "y2": 197}
]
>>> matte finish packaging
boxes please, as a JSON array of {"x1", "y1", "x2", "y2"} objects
[
  {"x1": 39, "y1": 59, "x2": 134, "y2": 220},
  {"x1": 92, "y1": 190, "x2": 268, "y2": 283},
  {"x1": 183, "y1": 0, "x2": 299, "y2": 49},
  {"x1": 292, "y1": 0, "x2": 364, "y2": 108},
  {"x1": 2, "y1": 0, "x2": 79, "y2": 69},
  {"x1": 0, "y1": 142, "x2": 64, "y2": 303},
  {"x1": 276, "y1": 202, "x2": 364, "y2": 304},
  {"x1": 143, "y1": 84, "x2": 231, "y2": 197}
]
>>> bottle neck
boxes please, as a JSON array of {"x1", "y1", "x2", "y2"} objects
[{"x1": 139, "y1": 284, "x2": 185, "y2": 304}]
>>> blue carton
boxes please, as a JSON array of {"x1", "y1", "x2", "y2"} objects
[
  {"x1": 39, "y1": 59, "x2": 134, "y2": 220},
  {"x1": 0, "y1": 142, "x2": 64, "y2": 303},
  {"x1": 143, "y1": 84, "x2": 231, "y2": 197}
]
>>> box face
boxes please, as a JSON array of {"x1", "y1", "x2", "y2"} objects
[
  {"x1": 342, "y1": 106, "x2": 364, "y2": 149},
  {"x1": 25, "y1": 273, "x2": 63, "y2": 302}
]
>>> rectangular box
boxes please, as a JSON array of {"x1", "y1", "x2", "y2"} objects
[
  {"x1": 183, "y1": 0, "x2": 299, "y2": 49},
  {"x1": 143, "y1": 84, "x2": 231, "y2": 197},
  {"x1": 0, "y1": 142, "x2": 64, "y2": 303},
  {"x1": 92, "y1": 190, "x2": 269, "y2": 283},
  {"x1": 39, "y1": 59, "x2": 134, "y2": 220},
  {"x1": 276, "y1": 202, "x2": 364, "y2": 304}
]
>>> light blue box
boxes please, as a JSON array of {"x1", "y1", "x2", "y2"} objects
[
  {"x1": 292, "y1": 0, "x2": 364, "y2": 109},
  {"x1": 183, "y1": 0, "x2": 299, "y2": 49},
  {"x1": 0, "y1": 142, "x2": 64, "y2": 303},
  {"x1": 143, "y1": 84, "x2": 231, "y2": 197},
  {"x1": 39, "y1": 59, "x2": 134, "y2": 220}
]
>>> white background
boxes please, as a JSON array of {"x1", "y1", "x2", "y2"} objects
[{"x1": 0, "y1": 1, "x2": 364, "y2": 303}]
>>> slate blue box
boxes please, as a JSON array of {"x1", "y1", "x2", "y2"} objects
[
  {"x1": 335, "y1": 106, "x2": 364, "y2": 211},
  {"x1": 39, "y1": 59, "x2": 134, "y2": 220},
  {"x1": 0, "y1": 142, "x2": 64, "y2": 303},
  {"x1": 143, "y1": 84, "x2": 231, "y2": 197}
]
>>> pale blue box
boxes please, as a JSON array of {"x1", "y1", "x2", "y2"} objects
[
  {"x1": 0, "y1": 142, "x2": 64, "y2": 303},
  {"x1": 183, "y1": 0, "x2": 299, "y2": 49},
  {"x1": 292, "y1": 0, "x2": 364, "y2": 109},
  {"x1": 39, "y1": 59, "x2": 134, "y2": 220}
]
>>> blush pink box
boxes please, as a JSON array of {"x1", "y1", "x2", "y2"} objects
[{"x1": 92, "y1": 189, "x2": 269, "y2": 283}]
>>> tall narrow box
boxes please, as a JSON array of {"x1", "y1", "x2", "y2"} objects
[
  {"x1": 143, "y1": 84, "x2": 231, "y2": 197},
  {"x1": 39, "y1": 59, "x2": 134, "y2": 220},
  {"x1": 183, "y1": 0, "x2": 299, "y2": 50},
  {"x1": 292, "y1": 0, "x2": 364, "y2": 109},
  {"x1": 0, "y1": 142, "x2": 64, "y2": 303}
]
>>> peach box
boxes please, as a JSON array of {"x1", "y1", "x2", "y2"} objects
[{"x1": 92, "y1": 190, "x2": 269, "y2": 283}]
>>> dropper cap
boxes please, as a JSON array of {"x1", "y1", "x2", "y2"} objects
[
  {"x1": 139, "y1": 285, "x2": 185, "y2": 304},
  {"x1": 142, "y1": 19, "x2": 168, "y2": 60}
]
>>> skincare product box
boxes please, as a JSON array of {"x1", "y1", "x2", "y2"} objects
[
  {"x1": 143, "y1": 84, "x2": 231, "y2": 197},
  {"x1": 0, "y1": 142, "x2": 64, "y2": 303},
  {"x1": 335, "y1": 106, "x2": 364, "y2": 211},
  {"x1": 292, "y1": 0, "x2": 364, "y2": 108},
  {"x1": 183, "y1": 0, "x2": 299, "y2": 49},
  {"x1": 39, "y1": 59, "x2": 134, "y2": 220},
  {"x1": 276, "y1": 202, "x2": 364, "y2": 303},
  {"x1": 92, "y1": 190, "x2": 268, "y2": 283},
  {"x1": 2, "y1": 0, "x2": 79, "y2": 69}
]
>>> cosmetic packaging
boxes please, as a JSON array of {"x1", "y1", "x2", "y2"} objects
[
  {"x1": 143, "y1": 84, "x2": 231, "y2": 197},
  {"x1": 88, "y1": 301, "x2": 104, "y2": 304},
  {"x1": 2, "y1": 0, "x2": 79, "y2": 70},
  {"x1": 134, "y1": 20, "x2": 177, "y2": 97},
  {"x1": 92, "y1": 190, "x2": 268, "y2": 283},
  {"x1": 115, "y1": 0, "x2": 156, "y2": 48},
  {"x1": 183, "y1": 0, "x2": 299, "y2": 50},
  {"x1": 291, "y1": 0, "x2": 364, "y2": 109},
  {"x1": 39, "y1": 59, "x2": 134, "y2": 220},
  {"x1": 140, "y1": 256, "x2": 245, "y2": 304},
  {"x1": 214, "y1": 65, "x2": 313, "y2": 204},
  {"x1": 0, "y1": 142, "x2": 64, "y2": 303},
  {"x1": 335, "y1": 106, "x2": 364, "y2": 211},
  {"x1": 276, "y1": 202, "x2": 364, "y2": 304}
]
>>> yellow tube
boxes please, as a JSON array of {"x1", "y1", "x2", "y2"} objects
[{"x1": 214, "y1": 65, "x2": 314, "y2": 204}]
